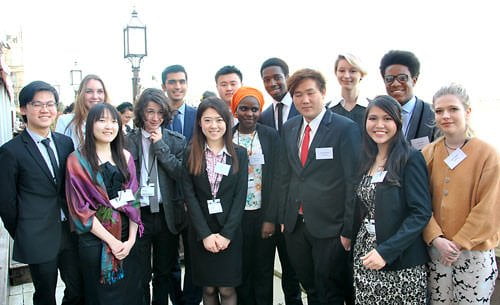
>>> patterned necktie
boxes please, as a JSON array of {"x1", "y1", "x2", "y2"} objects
[
  {"x1": 300, "y1": 125, "x2": 311, "y2": 167},
  {"x1": 41, "y1": 138, "x2": 60, "y2": 183},
  {"x1": 172, "y1": 110, "x2": 183, "y2": 134}
]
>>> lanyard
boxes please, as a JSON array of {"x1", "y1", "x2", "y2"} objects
[
  {"x1": 207, "y1": 151, "x2": 224, "y2": 200},
  {"x1": 141, "y1": 146, "x2": 157, "y2": 184},
  {"x1": 236, "y1": 130, "x2": 257, "y2": 155}
]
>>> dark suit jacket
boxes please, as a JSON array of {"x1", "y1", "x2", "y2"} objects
[
  {"x1": 358, "y1": 149, "x2": 432, "y2": 271},
  {"x1": 232, "y1": 123, "x2": 281, "y2": 223},
  {"x1": 406, "y1": 97, "x2": 438, "y2": 142},
  {"x1": 126, "y1": 128, "x2": 186, "y2": 234},
  {"x1": 259, "y1": 102, "x2": 299, "y2": 130},
  {"x1": 182, "y1": 146, "x2": 248, "y2": 241},
  {"x1": 277, "y1": 111, "x2": 361, "y2": 239},
  {"x1": 0, "y1": 130, "x2": 74, "y2": 264}
]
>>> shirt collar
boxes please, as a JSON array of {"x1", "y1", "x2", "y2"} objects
[
  {"x1": 302, "y1": 107, "x2": 326, "y2": 132},
  {"x1": 401, "y1": 96, "x2": 417, "y2": 113},
  {"x1": 204, "y1": 144, "x2": 230, "y2": 156},
  {"x1": 273, "y1": 92, "x2": 292, "y2": 107},
  {"x1": 26, "y1": 127, "x2": 52, "y2": 143},
  {"x1": 176, "y1": 102, "x2": 186, "y2": 115}
]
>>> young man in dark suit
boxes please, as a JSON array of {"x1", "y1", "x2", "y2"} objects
[
  {"x1": 259, "y1": 58, "x2": 299, "y2": 134},
  {"x1": 258, "y1": 57, "x2": 304, "y2": 305},
  {"x1": 161, "y1": 64, "x2": 203, "y2": 305},
  {"x1": 277, "y1": 69, "x2": 360, "y2": 305},
  {"x1": 380, "y1": 50, "x2": 438, "y2": 149},
  {"x1": 0, "y1": 81, "x2": 84, "y2": 305},
  {"x1": 125, "y1": 88, "x2": 187, "y2": 305}
]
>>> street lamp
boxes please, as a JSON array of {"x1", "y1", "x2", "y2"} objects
[
  {"x1": 123, "y1": 9, "x2": 147, "y2": 102},
  {"x1": 70, "y1": 61, "x2": 82, "y2": 99}
]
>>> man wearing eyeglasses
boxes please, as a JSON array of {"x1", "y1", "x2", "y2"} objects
[
  {"x1": 0, "y1": 81, "x2": 84, "y2": 305},
  {"x1": 380, "y1": 50, "x2": 437, "y2": 150}
]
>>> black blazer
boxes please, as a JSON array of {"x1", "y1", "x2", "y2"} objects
[
  {"x1": 232, "y1": 123, "x2": 281, "y2": 223},
  {"x1": 126, "y1": 128, "x2": 186, "y2": 234},
  {"x1": 357, "y1": 149, "x2": 432, "y2": 271},
  {"x1": 182, "y1": 146, "x2": 248, "y2": 241},
  {"x1": 277, "y1": 111, "x2": 361, "y2": 239},
  {"x1": 406, "y1": 97, "x2": 438, "y2": 143},
  {"x1": 259, "y1": 102, "x2": 299, "y2": 130},
  {"x1": 0, "y1": 131, "x2": 74, "y2": 264}
]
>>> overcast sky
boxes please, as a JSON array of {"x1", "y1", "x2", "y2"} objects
[{"x1": 2, "y1": 0, "x2": 500, "y2": 109}]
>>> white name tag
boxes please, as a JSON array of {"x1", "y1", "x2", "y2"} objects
[
  {"x1": 110, "y1": 197, "x2": 127, "y2": 209},
  {"x1": 315, "y1": 147, "x2": 333, "y2": 160},
  {"x1": 444, "y1": 148, "x2": 467, "y2": 170},
  {"x1": 118, "y1": 189, "x2": 135, "y2": 202},
  {"x1": 207, "y1": 198, "x2": 223, "y2": 214},
  {"x1": 370, "y1": 171, "x2": 387, "y2": 184},
  {"x1": 410, "y1": 136, "x2": 430, "y2": 150},
  {"x1": 215, "y1": 162, "x2": 231, "y2": 176},
  {"x1": 140, "y1": 183, "x2": 155, "y2": 197},
  {"x1": 249, "y1": 153, "x2": 265, "y2": 165},
  {"x1": 364, "y1": 219, "x2": 376, "y2": 235}
]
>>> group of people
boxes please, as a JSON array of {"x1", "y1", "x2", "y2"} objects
[{"x1": 0, "y1": 49, "x2": 498, "y2": 305}]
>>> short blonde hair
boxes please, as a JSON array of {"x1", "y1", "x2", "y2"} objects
[{"x1": 334, "y1": 53, "x2": 367, "y2": 77}]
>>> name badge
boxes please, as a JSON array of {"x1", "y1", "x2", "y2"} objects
[
  {"x1": 315, "y1": 147, "x2": 334, "y2": 160},
  {"x1": 410, "y1": 136, "x2": 430, "y2": 150},
  {"x1": 110, "y1": 197, "x2": 127, "y2": 209},
  {"x1": 207, "y1": 198, "x2": 223, "y2": 214},
  {"x1": 249, "y1": 153, "x2": 265, "y2": 165},
  {"x1": 140, "y1": 183, "x2": 155, "y2": 197},
  {"x1": 364, "y1": 219, "x2": 376, "y2": 235},
  {"x1": 118, "y1": 189, "x2": 135, "y2": 202},
  {"x1": 444, "y1": 148, "x2": 467, "y2": 170},
  {"x1": 215, "y1": 162, "x2": 231, "y2": 176},
  {"x1": 370, "y1": 171, "x2": 387, "y2": 183}
]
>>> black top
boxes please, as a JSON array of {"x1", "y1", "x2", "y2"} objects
[
  {"x1": 99, "y1": 162, "x2": 124, "y2": 199},
  {"x1": 330, "y1": 103, "x2": 366, "y2": 128}
]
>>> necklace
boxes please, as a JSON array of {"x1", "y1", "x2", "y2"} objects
[{"x1": 444, "y1": 138, "x2": 467, "y2": 150}]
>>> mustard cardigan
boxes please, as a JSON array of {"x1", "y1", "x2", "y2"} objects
[{"x1": 422, "y1": 137, "x2": 499, "y2": 251}]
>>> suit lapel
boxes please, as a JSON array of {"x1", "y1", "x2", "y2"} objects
[
  {"x1": 288, "y1": 120, "x2": 303, "y2": 172},
  {"x1": 303, "y1": 111, "x2": 332, "y2": 168},
  {"x1": 406, "y1": 99, "x2": 423, "y2": 140},
  {"x1": 52, "y1": 132, "x2": 66, "y2": 190},
  {"x1": 21, "y1": 131, "x2": 56, "y2": 187}
]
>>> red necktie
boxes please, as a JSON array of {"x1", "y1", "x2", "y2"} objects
[{"x1": 300, "y1": 125, "x2": 311, "y2": 167}]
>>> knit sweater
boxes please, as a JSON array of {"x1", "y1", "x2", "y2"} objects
[{"x1": 422, "y1": 137, "x2": 499, "y2": 251}]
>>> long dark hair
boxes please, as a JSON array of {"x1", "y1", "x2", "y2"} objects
[
  {"x1": 188, "y1": 97, "x2": 238, "y2": 175},
  {"x1": 360, "y1": 95, "x2": 410, "y2": 186},
  {"x1": 81, "y1": 103, "x2": 130, "y2": 183}
]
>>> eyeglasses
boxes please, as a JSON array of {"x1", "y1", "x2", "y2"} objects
[
  {"x1": 145, "y1": 110, "x2": 164, "y2": 118},
  {"x1": 384, "y1": 74, "x2": 410, "y2": 84},
  {"x1": 29, "y1": 101, "x2": 57, "y2": 111}
]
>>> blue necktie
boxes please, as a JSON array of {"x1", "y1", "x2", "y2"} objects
[{"x1": 172, "y1": 111, "x2": 182, "y2": 134}]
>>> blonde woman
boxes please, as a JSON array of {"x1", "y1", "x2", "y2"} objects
[
  {"x1": 56, "y1": 74, "x2": 109, "y2": 148},
  {"x1": 423, "y1": 83, "x2": 499, "y2": 304},
  {"x1": 328, "y1": 53, "x2": 369, "y2": 127}
]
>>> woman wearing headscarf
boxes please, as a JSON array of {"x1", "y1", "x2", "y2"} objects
[{"x1": 230, "y1": 87, "x2": 281, "y2": 305}]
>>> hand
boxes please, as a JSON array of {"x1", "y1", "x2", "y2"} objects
[
  {"x1": 215, "y1": 234, "x2": 231, "y2": 251},
  {"x1": 361, "y1": 249, "x2": 386, "y2": 270},
  {"x1": 149, "y1": 129, "x2": 162, "y2": 144},
  {"x1": 108, "y1": 239, "x2": 125, "y2": 259},
  {"x1": 261, "y1": 222, "x2": 276, "y2": 239},
  {"x1": 432, "y1": 237, "x2": 461, "y2": 265},
  {"x1": 114, "y1": 239, "x2": 135, "y2": 260},
  {"x1": 340, "y1": 236, "x2": 351, "y2": 251},
  {"x1": 203, "y1": 234, "x2": 219, "y2": 253}
]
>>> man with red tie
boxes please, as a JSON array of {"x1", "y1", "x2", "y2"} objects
[{"x1": 276, "y1": 69, "x2": 360, "y2": 305}]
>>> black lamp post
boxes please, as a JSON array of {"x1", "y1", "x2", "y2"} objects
[
  {"x1": 70, "y1": 61, "x2": 82, "y2": 99},
  {"x1": 123, "y1": 9, "x2": 147, "y2": 102}
]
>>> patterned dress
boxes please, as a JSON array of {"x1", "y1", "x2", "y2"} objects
[{"x1": 353, "y1": 175, "x2": 427, "y2": 305}]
